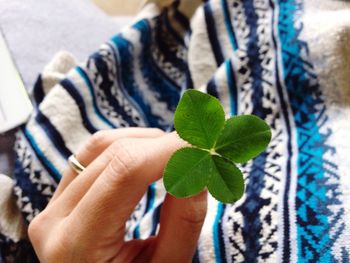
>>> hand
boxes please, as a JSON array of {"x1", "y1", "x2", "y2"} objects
[{"x1": 28, "y1": 128, "x2": 207, "y2": 263}]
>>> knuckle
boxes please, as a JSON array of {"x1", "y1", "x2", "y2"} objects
[
  {"x1": 86, "y1": 130, "x2": 110, "y2": 152},
  {"x1": 179, "y1": 198, "x2": 207, "y2": 229},
  {"x1": 106, "y1": 139, "x2": 139, "y2": 183},
  {"x1": 28, "y1": 215, "x2": 41, "y2": 244},
  {"x1": 28, "y1": 212, "x2": 70, "y2": 262},
  {"x1": 28, "y1": 210, "x2": 50, "y2": 244},
  {"x1": 149, "y1": 128, "x2": 165, "y2": 136},
  {"x1": 179, "y1": 208, "x2": 206, "y2": 229}
]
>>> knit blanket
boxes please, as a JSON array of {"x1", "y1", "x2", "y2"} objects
[{"x1": 1, "y1": 0, "x2": 350, "y2": 262}]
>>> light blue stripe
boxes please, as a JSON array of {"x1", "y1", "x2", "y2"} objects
[
  {"x1": 148, "y1": 183, "x2": 157, "y2": 235},
  {"x1": 221, "y1": 0, "x2": 238, "y2": 51},
  {"x1": 213, "y1": 202, "x2": 224, "y2": 263},
  {"x1": 75, "y1": 67, "x2": 115, "y2": 128},
  {"x1": 277, "y1": 0, "x2": 332, "y2": 261},
  {"x1": 24, "y1": 128, "x2": 61, "y2": 181},
  {"x1": 225, "y1": 60, "x2": 237, "y2": 116},
  {"x1": 134, "y1": 225, "x2": 140, "y2": 239},
  {"x1": 133, "y1": 183, "x2": 157, "y2": 239},
  {"x1": 148, "y1": 183, "x2": 156, "y2": 211}
]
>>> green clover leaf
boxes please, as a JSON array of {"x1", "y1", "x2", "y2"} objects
[
  {"x1": 174, "y1": 89, "x2": 225, "y2": 149},
  {"x1": 163, "y1": 148, "x2": 211, "y2": 198},
  {"x1": 215, "y1": 115, "x2": 272, "y2": 163},
  {"x1": 164, "y1": 90, "x2": 272, "y2": 203}
]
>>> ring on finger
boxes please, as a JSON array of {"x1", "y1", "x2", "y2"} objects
[{"x1": 68, "y1": 155, "x2": 86, "y2": 174}]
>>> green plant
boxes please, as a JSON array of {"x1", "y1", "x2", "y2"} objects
[{"x1": 163, "y1": 90, "x2": 272, "y2": 203}]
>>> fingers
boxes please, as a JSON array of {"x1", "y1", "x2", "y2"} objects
[
  {"x1": 65, "y1": 133, "x2": 187, "y2": 242},
  {"x1": 150, "y1": 191, "x2": 207, "y2": 263},
  {"x1": 31, "y1": 130, "x2": 205, "y2": 263},
  {"x1": 50, "y1": 128, "x2": 164, "y2": 204}
]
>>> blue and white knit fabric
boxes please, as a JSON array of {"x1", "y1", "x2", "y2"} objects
[{"x1": 5, "y1": 0, "x2": 350, "y2": 262}]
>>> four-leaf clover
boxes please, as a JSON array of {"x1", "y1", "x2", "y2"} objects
[{"x1": 163, "y1": 90, "x2": 272, "y2": 203}]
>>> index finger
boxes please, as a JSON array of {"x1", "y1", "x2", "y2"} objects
[
  {"x1": 50, "y1": 128, "x2": 165, "y2": 203},
  {"x1": 66, "y1": 132, "x2": 187, "y2": 240}
]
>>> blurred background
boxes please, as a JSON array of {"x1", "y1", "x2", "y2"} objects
[{"x1": 0, "y1": 0, "x2": 145, "y2": 177}]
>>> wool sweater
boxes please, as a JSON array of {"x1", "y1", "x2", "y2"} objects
[{"x1": 1, "y1": 0, "x2": 350, "y2": 262}]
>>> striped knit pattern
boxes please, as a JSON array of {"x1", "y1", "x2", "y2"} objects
[{"x1": 5, "y1": 0, "x2": 350, "y2": 262}]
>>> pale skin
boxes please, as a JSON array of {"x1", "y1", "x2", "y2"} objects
[{"x1": 28, "y1": 128, "x2": 208, "y2": 263}]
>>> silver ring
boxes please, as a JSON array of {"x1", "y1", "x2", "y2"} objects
[{"x1": 68, "y1": 155, "x2": 86, "y2": 174}]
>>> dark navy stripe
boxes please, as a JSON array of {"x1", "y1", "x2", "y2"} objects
[
  {"x1": 137, "y1": 19, "x2": 186, "y2": 90},
  {"x1": 221, "y1": 0, "x2": 239, "y2": 50},
  {"x1": 13, "y1": 159, "x2": 50, "y2": 214},
  {"x1": 0, "y1": 233, "x2": 39, "y2": 262},
  {"x1": 163, "y1": 7, "x2": 185, "y2": 46},
  {"x1": 185, "y1": 66, "x2": 194, "y2": 90},
  {"x1": 192, "y1": 248, "x2": 200, "y2": 263},
  {"x1": 214, "y1": 60, "x2": 238, "y2": 263},
  {"x1": 226, "y1": 60, "x2": 238, "y2": 115},
  {"x1": 275, "y1": 48, "x2": 293, "y2": 263},
  {"x1": 76, "y1": 67, "x2": 116, "y2": 128},
  {"x1": 242, "y1": 0, "x2": 264, "y2": 114},
  {"x1": 148, "y1": 48, "x2": 183, "y2": 92},
  {"x1": 308, "y1": 209, "x2": 344, "y2": 262},
  {"x1": 112, "y1": 30, "x2": 180, "y2": 129},
  {"x1": 106, "y1": 42, "x2": 150, "y2": 126},
  {"x1": 32, "y1": 75, "x2": 45, "y2": 106},
  {"x1": 204, "y1": 2, "x2": 225, "y2": 66},
  {"x1": 172, "y1": 2, "x2": 191, "y2": 33},
  {"x1": 151, "y1": 17, "x2": 188, "y2": 89},
  {"x1": 237, "y1": 0, "x2": 268, "y2": 260},
  {"x1": 163, "y1": 0, "x2": 192, "y2": 92},
  {"x1": 133, "y1": 225, "x2": 140, "y2": 239},
  {"x1": 240, "y1": 153, "x2": 269, "y2": 262},
  {"x1": 207, "y1": 78, "x2": 219, "y2": 99},
  {"x1": 150, "y1": 204, "x2": 162, "y2": 236},
  {"x1": 144, "y1": 183, "x2": 156, "y2": 214},
  {"x1": 212, "y1": 63, "x2": 238, "y2": 263},
  {"x1": 22, "y1": 127, "x2": 61, "y2": 182},
  {"x1": 218, "y1": 204, "x2": 227, "y2": 263},
  {"x1": 112, "y1": 21, "x2": 181, "y2": 129},
  {"x1": 270, "y1": 0, "x2": 292, "y2": 260},
  {"x1": 89, "y1": 51, "x2": 140, "y2": 127},
  {"x1": 35, "y1": 110, "x2": 72, "y2": 159},
  {"x1": 60, "y1": 78, "x2": 97, "y2": 133}
]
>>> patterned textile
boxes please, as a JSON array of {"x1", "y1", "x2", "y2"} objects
[
  {"x1": 0, "y1": 234, "x2": 38, "y2": 263},
  {"x1": 2, "y1": 0, "x2": 350, "y2": 262}
]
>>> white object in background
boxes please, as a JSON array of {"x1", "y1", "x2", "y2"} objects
[
  {"x1": 92, "y1": 0, "x2": 144, "y2": 15},
  {"x1": 0, "y1": 31, "x2": 32, "y2": 133}
]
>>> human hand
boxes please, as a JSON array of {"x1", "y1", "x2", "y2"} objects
[{"x1": 28, "y1": 128, "x2": 207, "y2": 263}]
